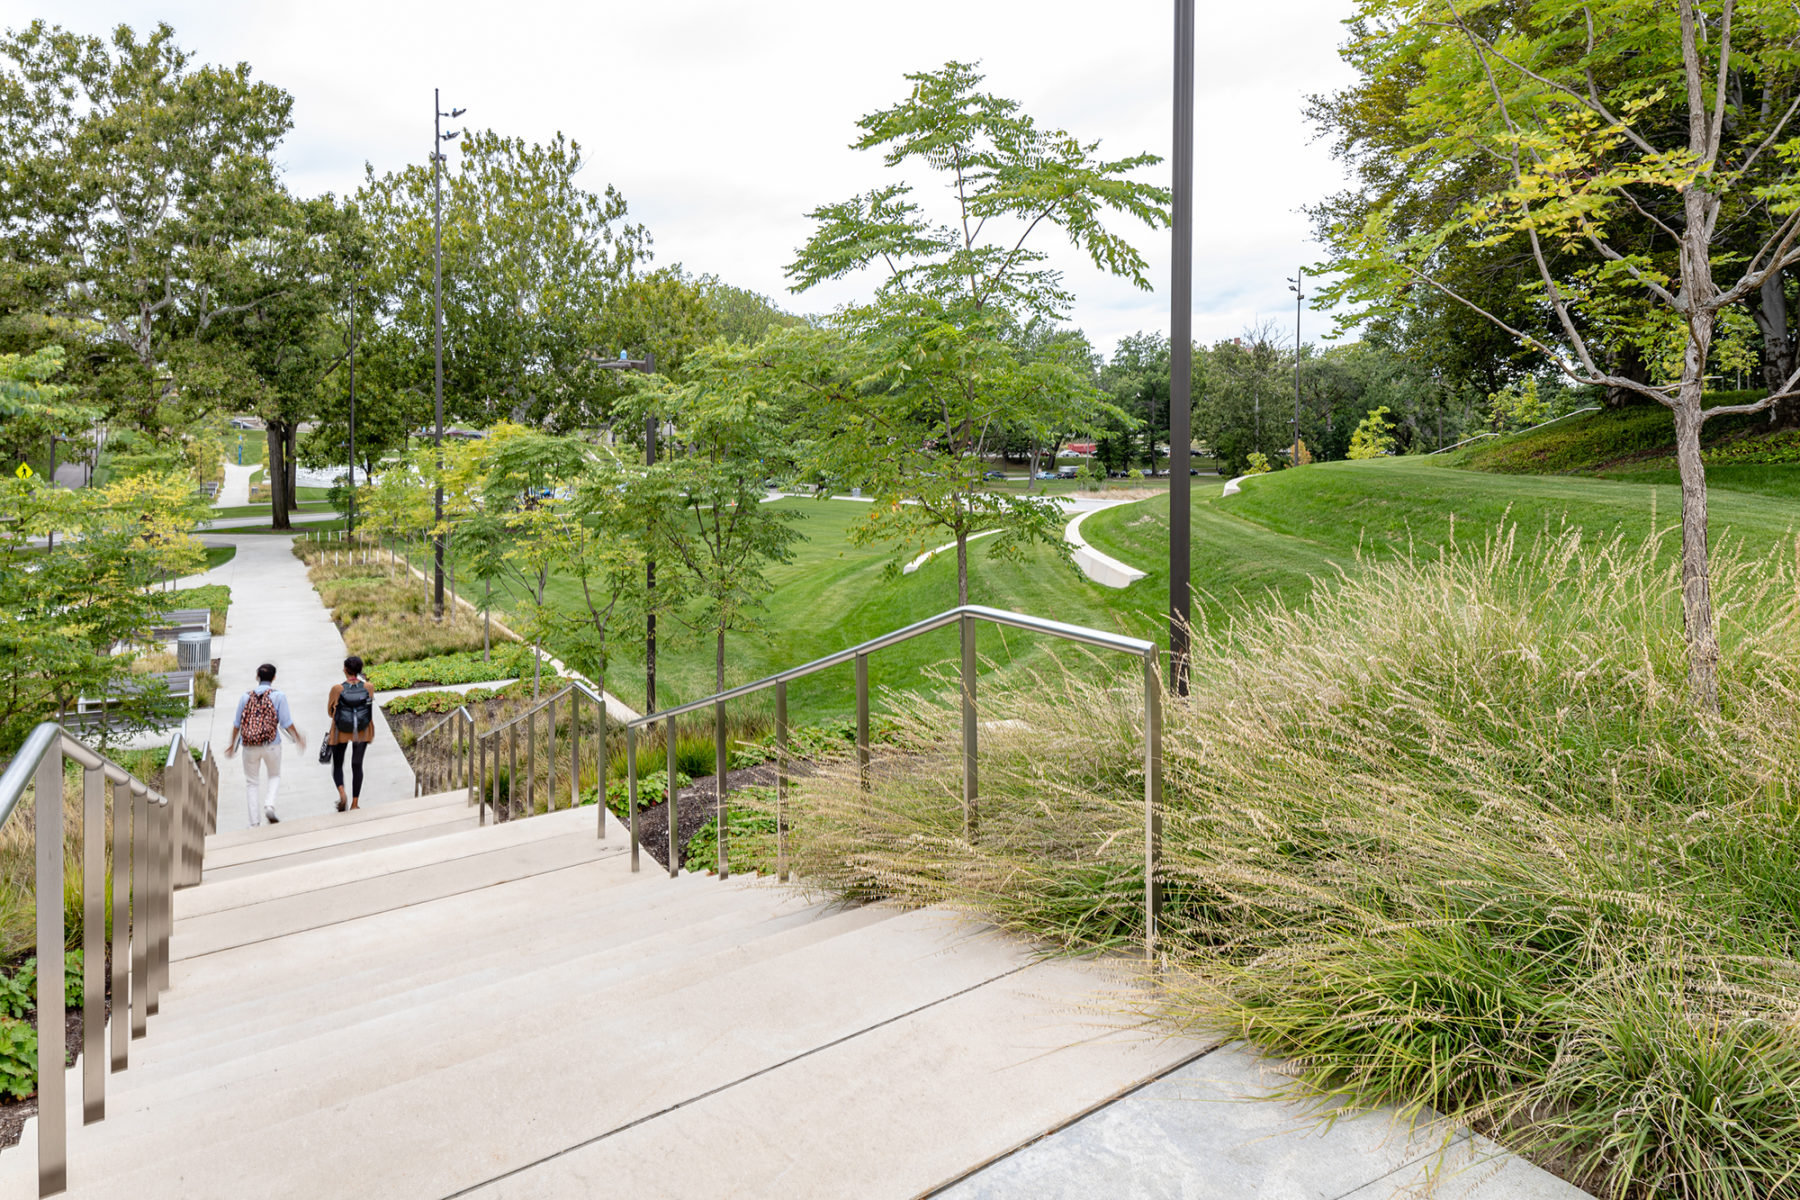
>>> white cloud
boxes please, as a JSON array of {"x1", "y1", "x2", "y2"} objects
[{"x1": 26, "y1": 0, "x2": 1359, "y2": 355}]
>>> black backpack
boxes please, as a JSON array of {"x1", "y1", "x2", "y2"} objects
[{"x1": 335, "y1": 679, "x2": 373, "y2": 735}]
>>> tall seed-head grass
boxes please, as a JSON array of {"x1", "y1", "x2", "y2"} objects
[{"x1": 784, "y1": 526, "x2": 1800, "y2": 1200}]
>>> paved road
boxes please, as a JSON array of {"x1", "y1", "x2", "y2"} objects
[{"x1": 171, "y1": 534, "x2": 416, "y2": 832}]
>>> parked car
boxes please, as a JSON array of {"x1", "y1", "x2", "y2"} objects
[
  {"x1": 984, "y1": 470, "x2": 1007, "y2": 480},
  {"x1": 1034, "y1": 470, "x2": 1057, "y2": 480},
  {"x1": 1057, "y1": 467, "x2": 1078, "y2": 479}
]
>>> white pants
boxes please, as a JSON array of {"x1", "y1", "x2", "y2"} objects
[{"x1": 242, "y1": 741, "x2": 282, "y2": 825}]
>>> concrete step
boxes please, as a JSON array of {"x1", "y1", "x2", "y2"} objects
[
  {"x1": 466, "y1": 953, "x2": 1186, "y2": 1199},
  {"x1": 33, "y1": 900, "x2": 907, "y2": 1168},
  {"x1": 176, "y1": 806, "x2": 599, "y2": 923},
  {"x1": 201, "y1": 788, "x2": 466, "y2": 853},
  {"x1": 200, "y1": 801, "x2": 480, "y2": 879},
  {"x1": 137, "y1": 872, "x2": 841, "y2": 1076},
  {"x1": 2, "y1": 910, "x2": 1104, "y2": 1199},
  {"x1": 172, "y1": 820, "x2": 621, "y2": 961}
]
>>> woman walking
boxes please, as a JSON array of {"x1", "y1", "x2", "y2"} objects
[{"x1": 327, "y1": 655, "x2": 376, "y2": 812}]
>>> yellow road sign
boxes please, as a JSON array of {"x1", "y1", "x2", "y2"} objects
[{"x1": 14, "y1": 463, "x2": 33, "y2": 479}]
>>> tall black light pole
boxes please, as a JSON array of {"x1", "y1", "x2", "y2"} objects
[
  {"x1": 347, "y1": 273, "x2": 361, "y2": 532},
  {"x1": 1169, "y1": 0, "x2": 1194, "y2": 695},
  {"x1": 433, "y1": 89, "x2": 465, "y2": 620},
  {"x1": 1289, "y1": 267, "x2": 1304, "y2": 466}
]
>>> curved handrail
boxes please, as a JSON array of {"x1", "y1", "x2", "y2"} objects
[
  {"x1": 1426, "y1": 405, "x2": 1601, "y2": 455},
  {"x1": 624, "y1": 604, "x2": 1155, "y2": 729},
  {"x1": 0, "y1": 719, "x2": 205, "y2": 1196}
]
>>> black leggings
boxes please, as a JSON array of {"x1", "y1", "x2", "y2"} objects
[{"x1": 330, "y1": 740, "x2": 367, "y2": 797}]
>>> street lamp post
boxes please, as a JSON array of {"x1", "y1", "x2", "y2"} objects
[
  {"x1": 433, "y1": 89, "x2": 466, "y2": 620},
  {"x1": 348, "y1": 273, "x2": 362, "y2": 533},
  {"x1": 1289, "y1": 267, "x2": 1304, "y2": 467},
  {"x1": 1169, "y1": 0, "x2": 1194, "y2": 696}
]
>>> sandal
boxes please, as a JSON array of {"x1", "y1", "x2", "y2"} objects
[{"x1": 335, "y1": 797, "x2": 347, "y2": 812}]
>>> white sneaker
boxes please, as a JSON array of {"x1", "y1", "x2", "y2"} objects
[{"x1": 265, "y1": 806, "x2": 280, "y2": 824}]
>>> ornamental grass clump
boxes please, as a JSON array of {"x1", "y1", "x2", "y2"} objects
[{"x1": 785, "y1": 525, "x2": 1800, "y2": 1199}]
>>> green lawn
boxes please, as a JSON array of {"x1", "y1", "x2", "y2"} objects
[
  {"x1": 459, "y1": 457, "x2": 1798, "y2": 729},
  {"x1": 1593, "y1": 460, "x2": 1800, "y2": 500},
  {"x1": 1082, "y1": 456, "x2": 1799, "y2": 629},
  {"x1": 471, "y1": 498, "x2": 1153, "y2": 726}
]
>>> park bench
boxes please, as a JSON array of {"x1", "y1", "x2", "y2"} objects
[
  {"x1": 67, "y1": 670, "x2": 195, "y2": 729},
  {"x1": 150, "y1": 609, "x2": 211, "y2": 639}
]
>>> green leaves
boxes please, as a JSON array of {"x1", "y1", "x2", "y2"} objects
[{"x1": 789, "y1": 61, "x2": 1169, "y2": 319}]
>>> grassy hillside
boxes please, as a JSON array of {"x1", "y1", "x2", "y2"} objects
[
  {"x1": 1081, "y1": 456, "x2": 1799, "y2": 632},
  {"x1": 1450, "y1": 399, "x2": 1800, "y2": 500}
]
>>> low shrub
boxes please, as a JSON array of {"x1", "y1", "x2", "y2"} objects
[
  {"x1": 788, "y1": 526, "x2": 1800, "y2": 1199},
  {"x1": 0, "y1": 951, "x2": 85, "y2": 1101},
  {"x1": 683, "y1": 787, "x2": 780, "y2": 875},
  {"x1": 193, "y1": 670, "x2": 218, "y2": 709},
  {"x1": 0, "y1": 1018, "x2": 34, "y2": 1101},
  {"x1": 383, "y1": 683, "x2": 521, "y2": 717},
  {"x1": 367, "y1": 646, "x2": 534, "y2": 691}
]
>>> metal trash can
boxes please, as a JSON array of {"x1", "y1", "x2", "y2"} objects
[{"x1": 177, "y1": 631, "x2": 212, "y2": 672}]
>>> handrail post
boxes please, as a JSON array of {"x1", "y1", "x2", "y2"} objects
[
  {"x1": 152, "y1": 799, "x2": 169, "y2": 1009},
  {"x1": 775, "y1": 680, "x2": 788, "y2": 884},
  {"x1": 36, "y1": 748, "x2": 67, "y2": 1196},
  {"x1": 545, "y1": 694, "x2": 557, "y2": 813},
  {"x1": 508, "y1": 722, "x2": 518, "y2": 821},
  {"x1": 109, "y1": 778, "x2": 129, "y2": 1072},
  {"x1": 714, "y1": 699, "x2": 728, "y2": 881},
  {"x1": 82, "y1": 763, "x2": 104, "y2": 1123},
  {"x1": 855, "y1": 653, "x2": 870, "y2": 792},
  {"x1": 626, "y1": 723, "x2": 639, "y2": 872},
  {"x1": 593, "y1": 690, "x2": 607, "y2": 839},
  {"x1": 477, "y1": 734, "x2": 487, "y2": 826},
  {"x1": 1143, "y1": 652, "x2": 1163, "y2": 964},
  {"x1": 666, "y1": 720, "x2": 679, "y2": 879},
  {"x1": 131, "y1": 787, "x2": 148, "y2": 1039},
  {"x1": 527, "y1": 707, "x2": 537, "y2": 817},
  {"x1": 569, "y1": 692, "x2": 581, "y2": 825},
  {"x1": 960, "y1": 613, "x2": 977, "y2": 839}
]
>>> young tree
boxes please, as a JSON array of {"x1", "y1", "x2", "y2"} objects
[
  {"x1": 0, "y1": 473, "x2": 205, "y2": 751},
  {"x1": 1320, "y1": 0, "x2": 1800, "y2": 708},
  {"x1": 787, "y1": 62, "x2": 1168, "y2": 603},
  {"x1": 627, "y1": 339, "x2": 805, "y2": 693}
]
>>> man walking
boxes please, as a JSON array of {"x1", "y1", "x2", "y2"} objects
[{"x1": 225, "y1": 663, "x2": 305, "y2": 826}]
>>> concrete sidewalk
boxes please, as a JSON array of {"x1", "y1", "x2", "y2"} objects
[{"x1": 174, "y1": 534, "x2": 415, "y2": 833}]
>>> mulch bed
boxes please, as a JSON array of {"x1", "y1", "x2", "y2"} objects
[{"x1": 627, "y1": 761, "x2": 815, "y2": 872}]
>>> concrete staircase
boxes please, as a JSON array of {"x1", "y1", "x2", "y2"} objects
[{"x1": 1, "y1": 791, "x2": 1199, "y2": 1199}]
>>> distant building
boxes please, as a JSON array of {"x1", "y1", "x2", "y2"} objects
[{"x1": 1062, "y1": 441, "x2": 1097, "y2": 457}]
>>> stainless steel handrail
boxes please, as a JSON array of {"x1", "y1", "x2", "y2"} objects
[
  {"x1": 615, "y1": 604, "x2": 1164, "y2": 961},
  {"x1": 0, "y1": 719, "x2": 216, "y2": 1197},
  {"x1": 468, "y1": 681, "x2": 610, "y2": 834}
]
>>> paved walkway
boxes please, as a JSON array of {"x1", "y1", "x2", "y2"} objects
[
  {"x1": 939, "y1": 1042, "x2": 1582, "y2": 1198},
  {"x1": 172, "y1": 534, "x2": 415, "y2": 833},
  {"x1": 212, "y1": 462, "x2": 256, "y2": 508}
]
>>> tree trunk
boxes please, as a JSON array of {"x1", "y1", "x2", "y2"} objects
[
  {"x1": 285, "y1": 425, "x2": 299, "y2": 513},
  {"x1": 1604, "y1": 343, "x2": 1655, "y2": 409},
  {"x1": 1673, "y1": 324, "x2": 1721, "y2": 711},
  {"x1": 715, "y1": 627, "x2": 726, "y2": 693},
  {"x1": 266, "y1": 424, "x2": 292, "y2": 531},
  {"x1": 1027, "y1": 436, "x2": 1039, "y2": 494},
  {"x1": 955, "y1": 530, "x2": 969, "y2": 606},
  {"x1": 1752, "y1": 269, "x2": 1799, "y2": 428}
]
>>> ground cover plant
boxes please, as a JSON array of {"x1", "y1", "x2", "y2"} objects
[
  {"x1": 293, "y1": 539, "x2": 511, "y2": 670},
  {"x1": 784, "y1": 524, "x2": 1800, "y2": 1200}
]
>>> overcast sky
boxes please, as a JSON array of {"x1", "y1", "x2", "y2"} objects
[{"x1": 25, "y1": 1, "x2": 1359, "y2": 359}]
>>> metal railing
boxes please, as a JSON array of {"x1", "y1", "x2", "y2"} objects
[
  {"x1": 618, "y1": 605, "x2": 1165, "y2": 960},
  {"x1": 468, "y1": 682, "x2": 612, "y2": 832},
  {"x1": 437, "y1": 606, "x2": 1165, "y2": 959},
  {"x1": 411, "y1": 705, "x2": 476, "y2": 803},
  {"x1": 0, "y1": 722, "x2": 218, "y2": 1196}
]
